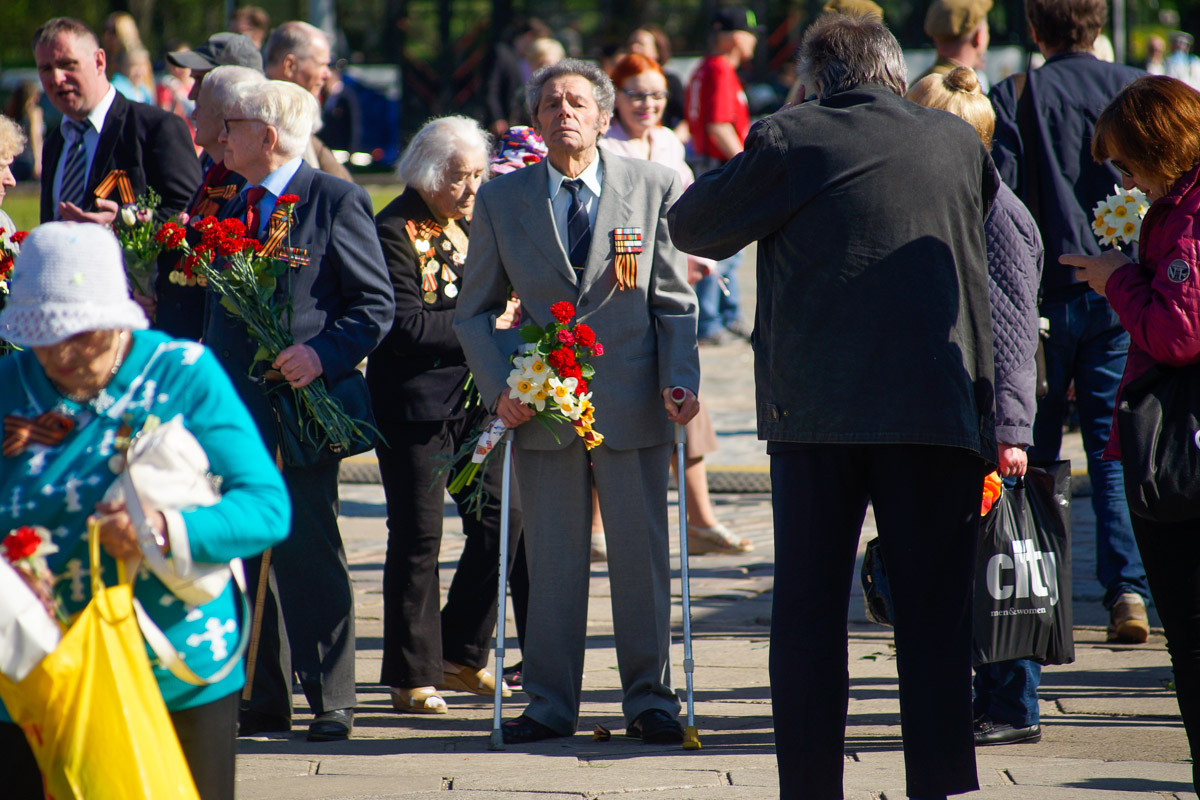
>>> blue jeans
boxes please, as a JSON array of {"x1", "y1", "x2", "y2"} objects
[
  {"x1": 695, "y1": 251, "x2": 742, "y2": 338},
  {"x1": 974, "y1": 659, "x2": 1041, "y2": 727},
  {"x1": 1029, "y1": 289, "x2": 1149, "y2": 607}
]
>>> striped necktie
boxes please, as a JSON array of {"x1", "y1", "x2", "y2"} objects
[
  {"x1": 57, "y1": 120, "x2": 90, "y2": 216},
  {"x1": 563, "y1": 179, "x2": 591, "y2": 276}
]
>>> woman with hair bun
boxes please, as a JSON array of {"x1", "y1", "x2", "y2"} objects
[{"x1": 907, "y1": 66, "x2": 1047, "y2": 747}]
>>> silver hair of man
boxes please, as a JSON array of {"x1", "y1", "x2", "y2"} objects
[
  {"x1": 397, "y1": 115, "x2": 493, "y2": 194},
  {"x1": 265, "y1": 20, "x2": 328, "y2": 68},
  {"x1": 524, "y1": 58, "x2": 616, "y2": 119},
  {"x1": 228, "y1": 79, "x2": 320, "y2": 159},
  {"x1": 202, "y1": 65, "x2": 267, "y2": 116},
  {"x1": 797, "y1": 14, "x2": 908, "y2": 100}
]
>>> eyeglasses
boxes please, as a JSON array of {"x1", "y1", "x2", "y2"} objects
[
  {"x1": 1110, "y1": 159, "x2": 1134, "y2": 179},
  {"x1": 621, "y1": 89, "x2": 668, "y2": 103},
  {"x1": 223, "y1": 118, "x2": 258, "y2": 134}
]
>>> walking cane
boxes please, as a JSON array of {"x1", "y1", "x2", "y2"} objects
[
  {"x1": 242, "y1": 446, "x2": 286, "y2": 706},
  {"x1": 671, "y1": 388, "x2": 702, "y2": 750},
  {"x1": 489, "y1": 429, "x2": 515, "y2": 751}
]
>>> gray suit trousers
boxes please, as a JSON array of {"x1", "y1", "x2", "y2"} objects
[{"x1": 515, "y1": 439, "x2": 680, "y2": 734}]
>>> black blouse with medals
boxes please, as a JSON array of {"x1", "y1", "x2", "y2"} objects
[{"x1": 368, "y1": 186, "x2": 474, "y2": 423}]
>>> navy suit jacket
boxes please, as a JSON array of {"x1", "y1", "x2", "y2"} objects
[
  {"x1": 203, "y1": 161, "x2": 394, "y2": 440},
  {"x1": 39, "y1": 91, "x2": 199, "y2": 223}
]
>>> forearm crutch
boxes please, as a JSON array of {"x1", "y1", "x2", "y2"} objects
[
  {"x1": 671, "y1": 388, "x2": 701, "y2": 750},
  {"x1": 489, "y1": 430, "x2": 515, "y2": 750}
]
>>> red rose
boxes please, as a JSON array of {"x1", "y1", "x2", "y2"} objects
[
  {"x1": 591, "y1": 343, "x2": 604, "y2": 356},
  {"x1": 11, "y1": 231, "x2": 27, "y2": 245},
  {"x1": 551, "y1": 301, "x2": 575, "y2": 324},
  {"x1": 557, "y1": 329, "x2": 575, "y2": 346},
  {"x1": 573, "y1": 324, "x2": 596, "y2": 347},
  {"x1": 3, "y1": 527, "x2": 42, "y2": 562},
  {"x1": 277, "y1": 194, "x2": 300, "y2": 205}
]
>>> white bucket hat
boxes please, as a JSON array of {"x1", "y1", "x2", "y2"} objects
[{"x1": 0, "y1": 222, "x2": 149, "y2": 347}]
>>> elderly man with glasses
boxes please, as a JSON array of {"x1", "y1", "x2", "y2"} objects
[{"x1": 205, "y1": 78, "x2": 393, "y2": 742}]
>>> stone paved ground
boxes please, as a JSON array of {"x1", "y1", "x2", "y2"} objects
[{"x1": 237, "y1": 251, "x2": 1193, "y2": 798}]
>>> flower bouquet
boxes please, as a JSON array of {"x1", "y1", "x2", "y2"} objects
[
  {"x1": 112, "y1": 187, "x2": 172, "y2": 299},
  {"x1": 1092, "y1": 185, "x2": 1149, "y2": 252},
  {"x1": 439, "y1": 301, "x2": 604, "y2": 517},
  {"x1": 0, "y1": 227, "x2": 26, "y2": 356},
  {"x1": 163, "y1": 195, "x2": 378, "y2": 455},
  {"x1": 2, "y1": 526, "x2": 64, "y2": 624}
]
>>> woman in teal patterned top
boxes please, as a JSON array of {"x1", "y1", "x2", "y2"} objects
[{"x1": 0, "y1": 222, "x2": 290, "y2": 800}]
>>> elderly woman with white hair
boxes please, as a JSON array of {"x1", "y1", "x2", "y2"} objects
[
  {"x1": 369, "y1": 115, "x2": 524, "y2": 714},
  {"x1": 207, "y1": 79, "x2": 394, "y2": 741}
]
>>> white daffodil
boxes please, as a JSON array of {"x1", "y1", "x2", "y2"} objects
[{"x1": 506, "y1": 372, "x2": 540, "y2": 406}]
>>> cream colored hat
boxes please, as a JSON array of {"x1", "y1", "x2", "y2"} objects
[{"x1": 0, "y1": 222, "x2": 149, "y2": 346}]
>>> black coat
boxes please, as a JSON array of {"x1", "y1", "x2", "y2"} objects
[
  {"x1": 368, "y1": 187, "x2": 473, "y2": 423},
  {"x1": 670, "y1": 84, "x2": 999, "y2": 462},
  {"x1": 39, "y1": 91, "x2": 199, "y2": 223}
]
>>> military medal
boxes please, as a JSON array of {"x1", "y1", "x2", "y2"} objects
[
  {"x1": 444, "y1": 284, "x2": 459, "y2": 298},
  {"x1": 612, "y1": 227, "x2": 643, "y2": 290},
  {"x1": 423, "y1": 290, "x2": 437, "y2": 304}
]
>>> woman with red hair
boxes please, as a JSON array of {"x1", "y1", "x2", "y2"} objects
[{"x1": 599, "y1": 53, "x2": 753, "y2": 556}]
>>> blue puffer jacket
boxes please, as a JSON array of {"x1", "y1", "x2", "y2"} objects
[{"x1": 985, "y1": 179, "x2": 1043, "y2": 448}]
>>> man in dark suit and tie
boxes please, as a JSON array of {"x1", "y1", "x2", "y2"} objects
[
  {"x1": 33, "y1": 17, "x2": 198, "y2": 226},
  {"x1": 205, "y1": 78, "x2": 393, "y2": 742}
]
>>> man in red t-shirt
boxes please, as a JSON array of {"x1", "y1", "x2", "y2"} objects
[{"x1": 685, "y1": 7, "x2": 759, "y2": 343}]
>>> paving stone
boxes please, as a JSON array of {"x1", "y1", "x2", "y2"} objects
[
  {"x1": 1057, "y1": 697, "x2": 1182, "y2": 718},
  {"x1": 451, "y1": 767, "x2": 723, "y2": 794},
  {"x1": 234, "y1": 774, "x2": 445, "y2": 799},
  {"x1": 1004, "y1": 759, "x2": 1193, "y2": 793}
]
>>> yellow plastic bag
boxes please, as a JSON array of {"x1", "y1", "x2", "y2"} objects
[{"x1": 0, "y1": 521, "x2": 200, "y2": 800}]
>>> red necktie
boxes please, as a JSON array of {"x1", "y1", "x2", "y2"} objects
[{"x1": 245, "y1": 186, "x2": 267, "y2": 237}]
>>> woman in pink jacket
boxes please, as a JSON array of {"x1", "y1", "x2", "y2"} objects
[{"x1": 1064, "y1": 75, "x2": 1200, "y2": 791}]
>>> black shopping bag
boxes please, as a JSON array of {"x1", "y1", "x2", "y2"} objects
[{"x1": 973, "y1": 461, "x2": 1074, "y2": 666}]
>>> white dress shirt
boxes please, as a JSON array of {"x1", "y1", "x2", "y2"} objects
[
  {"x1": 52, "y1": 85, "x2": 117, "y2": 209},
  {"x1": 546, "y1": 153, "x2": 604, "y2": 258}
]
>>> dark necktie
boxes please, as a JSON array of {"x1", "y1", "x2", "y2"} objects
[
  {"x1": 245, "y1": 186, "x2": 268, "y2": 237},
  {"x1": 57, "y1": 120, "x2": 90, "y2": 216},
  {"x1": 563, "y1": 178, "x2": 591, "y2": 275}
]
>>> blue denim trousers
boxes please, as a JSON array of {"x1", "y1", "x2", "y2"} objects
[
  {"x1": 974, "y1": 659, "x2": 1042, "y2": 727},
  {"x1": 695, "y1": 251, "x2": 742, "y2": 338},
  {"x1": 1029, "y1": 289, "x2": 1149, "y2": 607}
]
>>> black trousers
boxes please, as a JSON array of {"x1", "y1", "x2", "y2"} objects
[
  {"x1": 1126, "y1": 499, "x2": 1200, "y2": 792},
  {"x1": 377, "y1": 413, "x2": 527, "y2": 688},
  {"x1": 769, "y1": 443, "x2": 982, "y2": 800},
  {"x1": 244, "y1": 460, "x2": 356, "y2": 720},
  {"x1": 3, "y1": 690, "x2": 238, "y2": 800}
]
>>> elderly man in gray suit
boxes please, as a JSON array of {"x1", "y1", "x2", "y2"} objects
[{"x1": 454, "y1": 59, "x2": 700, "y2": 745}]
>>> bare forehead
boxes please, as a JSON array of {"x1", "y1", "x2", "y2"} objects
[
  {"x1": 35, "y1": 33, "x2": 95, "y2": 63},
  {"x1": 542, "y1": 75, "x2": 597, "y2": 102}
]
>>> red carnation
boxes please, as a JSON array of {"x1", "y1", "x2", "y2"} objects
[
  {"x1": 548, "y1": 347, "x2": 577, "y2": 372},
  {"x1": 219, "y1": 218, "x2": 247, "y2": 238},
  {"x1": 277, "y1": 194, "x2": 300, "y2": 205},
  {"x1": 169, "y1": 228, "x2": 186, "y2": 248},
  {"x1": 242, "y1": 239, "x2": 262, "y2": 253},
  {"x1": 194, "y1": 216, "x2": 217, "y2": 232},
  {"x1": 216, "y1": 238, "x2": 244, "y2": 256},
  {"x1": 557, "y1": 329, "x2": 575, "y2": 346},
  {"x1": 154, "y1": 223, "x2": 175, "y2": 244},
  {"x1": 551, "y1": 301, "x2": 575, "y2": 324},
  {"x1": 560, "y1": 364, "x2": 583, "y2": 381},
  {"x1": 183, "y1": 254, "x2": 200, "y2": 273},
  {"x1": 10, "y1": 231, "x2": 27, "y2": 246},
  {"x1": 3, "y1": 527, "x2": 42, "y2": 562},
  {"x1": 573, "y1": 323, "x2": 596, "y2": 347},
  {"x1": 574, "y1": 378, "x2": 588, "y2": 396}
]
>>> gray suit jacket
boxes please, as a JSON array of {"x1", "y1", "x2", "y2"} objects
[{"x1": 455, "y1": 148, "x2": 699, "y2": 452}]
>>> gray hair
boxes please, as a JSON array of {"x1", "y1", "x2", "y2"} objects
[
  {"x1": 264, "y1": 20, "x2": 327, "y2": 68},
  {"x1": 797, "y1": 14, "x2": 908, "y2": 100},
  {"x1": 203, "y1": 66, "x2": 267, "y2": 115},
  {"x1": 230, "y1": 79, "x2": 320, "y2": 159},
  {"x1": 525, "y1": 58, "x2": 615, "y2": 118},
  {"x1": 397, "y1": 115, "x2": 492, "y2": 193},
  {"x1": 0, "y1": 114, "x2": 28, "y2": 161}
]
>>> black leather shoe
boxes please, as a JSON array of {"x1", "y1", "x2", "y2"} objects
[
  {"x1": 974, "y1": 718, "x2": 1041, "y2": 746},
  {"x1": 238, "y1": 710, "x2": 291, "y2": 737},
  {"x1": 500, "y1": 714, "x2": 565, "y2": 744},
  {"x1": 307, "y1": 708, "x2": 353, "y2": 742},
  {"x1": 627, "y1": 708, "x2": 684, "y2": 744}
]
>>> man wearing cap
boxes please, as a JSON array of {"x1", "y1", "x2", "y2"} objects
[
  {"x1": 32, "y1": 17, "x2": 199, "y2": 227},
  {"x1": 990, "y1": 0, "x2": 1151, "y2": 650},
  {"x1": 917, "y1": 0, "x2": 992, "y2": 88},
  {"x1": 154, "y1": 34, "x2": 265, "y2": 340},
  {"x1": 264, "y1": 21, "x2": 353, "y2": 182},
  {"x1": 684, "y1": 7, "x2": 759, "y2": 345}
]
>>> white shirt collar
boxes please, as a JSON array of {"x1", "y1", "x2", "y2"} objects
[
  {"x1": 547, "y1": 151, "x2": 603, "y2": 201},
  {"x1": 70, "y1": 85, "x2": 117, "y2": 136}
]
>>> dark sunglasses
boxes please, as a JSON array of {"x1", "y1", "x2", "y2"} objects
[{"x1": 1109, "y1": 159, "x2": 1134, "y2": 179}]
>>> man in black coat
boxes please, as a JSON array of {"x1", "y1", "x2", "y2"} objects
[
  {"x1": 33, "y1": 17, "x2": 199, "y2": 226},
  {"x1": 670, "y1": 14, "x2": 996, "y2": 800},
  {"x1": 205, "y1": 79, "x2": 393, "y2": 743}
]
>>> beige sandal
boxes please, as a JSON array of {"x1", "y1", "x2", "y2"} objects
[
  {"x1": 438, "y1": 662, "x2": 511, "y2": 698},
  {"x1": 687, "y1": 523, "x2": 754, "y2": 555},
  {"x1": 391, "y1": 686, "x2": 447, "y2": 714}
]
